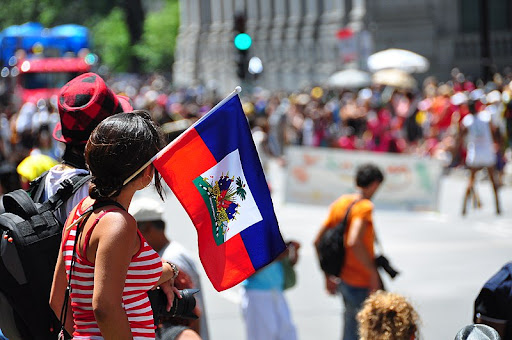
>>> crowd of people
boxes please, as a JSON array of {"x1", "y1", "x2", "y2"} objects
[
  {"x1": 105, "y1": 69, "x2": 512, "y2": 175},
  {"x1": 108, "y1": 68, "x2": 512, "y2": 169},
  {"x1": 2, "y1": 67, "x2": 512, "y2": 196},
  {"x1": 0, "y1": 68, "x2": 511, "y2": 340}
]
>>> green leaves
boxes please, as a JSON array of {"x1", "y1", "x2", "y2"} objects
[
  {"x1": 91, "y1": 8, "x2": 132, "y2": 72},
  {"x1": 0, "y1": 0, "x2": 180, "y2": 73},
  {"x1": 236, "y1": 177, "x2": 247, "y2": 201},
  {"x1": 133, "y1": 0, "x2": 180, "y2": 72}
]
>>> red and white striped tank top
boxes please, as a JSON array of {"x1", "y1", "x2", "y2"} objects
[{"x1": 62, "y1": 200, "x2": 163, "y2": 340}]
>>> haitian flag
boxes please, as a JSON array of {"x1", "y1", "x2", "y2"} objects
[{"x1": 153, "y1": 89, "x2": 286, "y2": 291}]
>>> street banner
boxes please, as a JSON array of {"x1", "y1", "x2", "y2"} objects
[
  {"x1": 152, "y1": 89, "x2": 286, "y2": 291},
  {"x1": 285, "y1": 146, "x2": 443, "y2": 211}
]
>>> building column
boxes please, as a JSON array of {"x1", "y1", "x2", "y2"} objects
[
  {"x1": 348, "y1": 0, "x2": 365, "y2": 31},
  {"x1": 246, "y1": 1, "x2": 263, "y2": 89},
  {"x1": 173, "y1": 0, "x2": 201, "y2": 87},
  {"x1": 269, "y1": 1, "x2": 288, "y2": 90},
  {"x1": 298, "y1": 0, "x2": 321, "y2": 88},
  {"x1": 199, "y1": 0, "x2": 222, "y2": 92},
  {"x1": 347, "y1": 0, "x2": 369, "y2": 71},
  {"x1": 317, "y1": 0, "x2": 346, "y2": 82},
  {"x1": 283, "y1": 1, "x2": 304, "y2": 91},
  {"x1": 257, "y1": 0, "x2": 275, "y2": 90},
  {"x1": 218, "y1": 0, "x2": 239, "y2": 94}
]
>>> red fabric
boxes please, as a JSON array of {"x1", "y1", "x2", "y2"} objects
[{"x1": 153, "y1": 129, "x2": 256, "y2": 291}]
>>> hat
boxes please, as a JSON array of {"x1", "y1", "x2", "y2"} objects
[
  {"x1": 53, "y1": 72, "x2": 133, "y2": 144},
  {"x1": 129, "y1": 197, "x2": 164, "y2": 222},
  {"x1": 454, "y1": 324, "x2": 501, "y2": 340},
  {"x1": 17, "y1": 154, "x2": 59, "y2": 182}
]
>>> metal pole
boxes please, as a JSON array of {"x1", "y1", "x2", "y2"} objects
[{"x1": 479, "y1": 0, "x2": 491, "y2": 83}]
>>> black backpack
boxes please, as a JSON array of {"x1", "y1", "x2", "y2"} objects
[
  {"x1": 0, "y1": 172, "x2": 91, "y2": 340},
  {"x1": 474, "y1": 262, "x2": 512, "y2": 340},
  {"x1": 315, "y1": 199, "x2": 359, "y2": 277}
]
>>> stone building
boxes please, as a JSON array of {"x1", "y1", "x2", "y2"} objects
[{"x1": 172, "y1": 0, "x2": 512, "y2": 94}]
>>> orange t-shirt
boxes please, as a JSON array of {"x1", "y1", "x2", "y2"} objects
[{"x1": 322, "y1": 194, "x2": 374, "y2": 288}]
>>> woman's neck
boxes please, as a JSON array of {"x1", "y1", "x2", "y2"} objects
[{"x1": 110, "y1": 187, "x2": 136, "y2": 211}]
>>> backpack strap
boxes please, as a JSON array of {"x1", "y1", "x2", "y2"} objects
[
  {"x1": 27, "y1": 171, "x2": 49, "y2": 204},
  {"x1": 339, "y1": 198, "x2": 361, "y2": 231},
  {"x1": 39, "y1": 173, "x2": 92, "y2": 214}
]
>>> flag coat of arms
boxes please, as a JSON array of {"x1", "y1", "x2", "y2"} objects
[{"x1": 153, "y1": 90, "x2": 286, "y2": 291}]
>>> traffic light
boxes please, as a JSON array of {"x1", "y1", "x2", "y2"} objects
[
  {"x1": 233, "y1": 12, "x2": 251, "y2": 80},
  {"x1": 234, "y1": 33, "x2": 252, "y2": 51}
]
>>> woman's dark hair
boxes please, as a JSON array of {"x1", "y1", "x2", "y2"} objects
[
  {"x1": 85, "y1": 110, "x2": 165, "y2": 199},
  {"x1": 356, "y1": 163, "x2": 384, "y2": 188}
]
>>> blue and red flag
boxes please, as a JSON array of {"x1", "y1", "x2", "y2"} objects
[{"x1": 152, "y1": 89, "x2": 286, "y2": 291}]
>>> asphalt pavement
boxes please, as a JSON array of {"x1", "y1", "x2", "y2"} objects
[{"x1": 139, "y1": 164, "x2": 512, "y2": 340}]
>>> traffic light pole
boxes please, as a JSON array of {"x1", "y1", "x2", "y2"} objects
[
  {"x1": 233, "y1": 12, "x2": 252, "y2": 82},
  {"x1": 479, "y1": 0, "x2": 491, "y2": 83}
]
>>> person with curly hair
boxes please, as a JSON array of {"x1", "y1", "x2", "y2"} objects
[{"x1": 356, "y1": 290, "x2": 419, "y2": 340}]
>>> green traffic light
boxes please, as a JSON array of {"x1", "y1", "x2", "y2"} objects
[{"x1": 234, "y1": 33, "x2": 252, "y2": 51}]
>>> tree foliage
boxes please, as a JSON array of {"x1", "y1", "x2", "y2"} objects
[
  {"x1": 134, "y1": 0, "x2": 180, "y2": 73},
  {"x1": 0, "y1": 0, "x2": 115, "y2": 28},
  {"x1": 0, "y1": 0, "x2": 180, "y2": 73},
  {"x1": 91, "y1": 8, "x2": 132, "y2": 72}
]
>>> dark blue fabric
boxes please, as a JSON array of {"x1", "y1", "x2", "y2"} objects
[
  {"x1": 194, "y1": 95, "x2": 285, "y2": 270},
  {"x1": 474, "y1": 262, "x2": 512, "y2": 340}
]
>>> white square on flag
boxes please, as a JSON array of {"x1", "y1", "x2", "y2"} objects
[{"x1": 196, "y1": 149, "x2": 263, "y2": 243}]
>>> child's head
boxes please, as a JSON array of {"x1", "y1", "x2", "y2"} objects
[
  {"x1": 85, "y1": 110, "x2": 164, "y2": 199},
  {"x1": 357, "y1": 290, "x2": 419, "y2": 340}
]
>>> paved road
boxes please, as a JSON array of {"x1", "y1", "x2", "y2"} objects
[{"x1": 139, "y1": 166, "x2": 512, "y2": 340}]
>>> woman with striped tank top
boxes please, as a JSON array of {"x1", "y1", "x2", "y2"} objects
[{"x1": 50, "y1": 111, "x2": 180, "y2": 339}]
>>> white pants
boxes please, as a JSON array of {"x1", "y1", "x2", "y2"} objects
[{"x1": 241, "y1": 289, "x2": 297, "y2": 340}]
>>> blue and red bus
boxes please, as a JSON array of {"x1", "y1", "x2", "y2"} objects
[{"x1": 0, "y1": 22, "x2": 96, "y2": 108}]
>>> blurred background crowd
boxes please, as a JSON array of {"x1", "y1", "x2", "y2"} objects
[
  {"x1": 1, "y1": 0, "x2": 512, "y2": 339},
  {"x1": 2, "y1": 66, "x2": 512, "y2": 195}
]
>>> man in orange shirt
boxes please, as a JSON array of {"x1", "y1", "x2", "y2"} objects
[{"x1": 315, "y1": 164, "x2": 384, "y2": 340}]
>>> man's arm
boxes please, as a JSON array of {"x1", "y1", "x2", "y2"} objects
[{"x1": 345, "y1": 217, "x2": 381, "y2": 291}]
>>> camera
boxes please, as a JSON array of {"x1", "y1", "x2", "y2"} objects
[
  {"x1": 148, "y1": 288, "x2": 199, "y2": 324},
  {"x1": 375, "y1": 255, "x2": 399, "y2": 279}
]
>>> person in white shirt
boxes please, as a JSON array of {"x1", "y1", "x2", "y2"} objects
[
  {"x1": 460, "y1": 95, "x2": 500, "y2": 216},
  {"x1": 130, "y1": 197, "x2": 208, "y2": 340}
]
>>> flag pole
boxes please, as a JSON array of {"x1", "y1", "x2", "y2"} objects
[{"x1": 122, "y1": 86, "x2": 242, "y2": 186}]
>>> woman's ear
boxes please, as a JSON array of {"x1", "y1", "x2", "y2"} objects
[
  {"x1": 143, "y1": 165, "x2": 154, "y2": 177},
  {"x1": 134, "y1": 165, "x2": 154, "y2": 189},
  {"x1": 144, "y1": 166, "x2": 154, "y2": 181}
]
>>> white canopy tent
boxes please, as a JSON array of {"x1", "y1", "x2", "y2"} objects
[
  {"x1": 367, "y1": 48, "x2": 430, "y2": 73},
  {"x1": 327, "y1": 69, "x2": 372, "y2": 89}
]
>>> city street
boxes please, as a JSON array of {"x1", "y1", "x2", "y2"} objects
[
  {"x1": 2, "y1": 3, "x2": 511, "y2": 340},
  {"x1": 143, "y1": 164, "x2": 512, "y2": 340}
]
